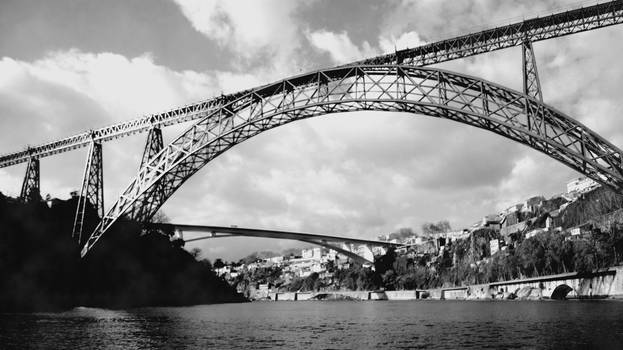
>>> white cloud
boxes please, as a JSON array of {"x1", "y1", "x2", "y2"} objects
[
  {"x1": 307, "y1": 30, "x2": 377, "y2": 64},
  {"x1": 27, "y1": 50, "x2": 218, "y2": 119},
  {"x1": 172, "y1": 0, "x2": 303, "y2": 62},
  {"x1": 0, "y1": 169, "x2": 19, "y2": 197},
  {"x1": 307, "y1": 29, "x2": 426, "y2": 65},
  {"x1": 379, "y1": 31, "x2": 426, "y2": 53}
]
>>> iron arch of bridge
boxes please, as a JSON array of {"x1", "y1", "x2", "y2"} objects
[{"x1": 81, "y1": 64, "x2": 623, "y2": 257}]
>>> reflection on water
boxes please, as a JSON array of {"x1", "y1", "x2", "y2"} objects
[{"x1": 1, "y1": 301, "x2": 623, "y2": 349}]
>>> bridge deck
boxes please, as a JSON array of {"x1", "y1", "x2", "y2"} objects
[{"x1": 153, "y1": 223, "x2": 401, "y2": 248}]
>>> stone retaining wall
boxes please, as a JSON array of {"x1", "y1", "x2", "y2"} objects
[{"x1": 269, "y1": 267, "x2": 623, "y2": 301}]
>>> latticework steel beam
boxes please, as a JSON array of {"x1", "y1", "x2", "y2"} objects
[
  {"x1": 522, "y1": 40, "x2": 543, "y2": 101},
  {"x1": 20, "y1": 157, "x2": 40, "y2": 202},
  {"x1": 356, "y1": 0, "x2": 623, "y2": 66},
  {"x1": 1, "y1": 1, "x2": 622, "y2": 169},
  {"x1": 72, "y1": 141, "x2": 104, "y2": 245},
  {"x1": 0, "y1": 96, "x2": 234, "y2": 168},
  {"x1": 81, "y1": 65, "x2": 623, "y2": 257}
]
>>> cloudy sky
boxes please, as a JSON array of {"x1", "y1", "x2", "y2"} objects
[{"x1": 1, "y1": 0, "x2": 622, "y2": 261}]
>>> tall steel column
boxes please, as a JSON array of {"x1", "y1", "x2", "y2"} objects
[
  {"x1": 20, "y1": 156, "x2": 40, "y2": 201},
  {"x1": 522, "y1": 39, "x2": 543, "y2": 101},
  {"x1": 131, "y1": 126, "x2": 165, "y2": 221},
  {"x1": 140, "y1": 127, "x2": 164, "y2": 168},
  {"x1": 72, "y1": 141, "x2": 104, "y2": 244}
]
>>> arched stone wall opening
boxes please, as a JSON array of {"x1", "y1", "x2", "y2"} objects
[{"x1": 551, "y1": 284, "x2": 574, "y2": 300}]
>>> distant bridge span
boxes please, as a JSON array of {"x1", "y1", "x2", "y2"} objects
[{"x1": 151, "y1": 223, "x2": 402, "y2": 264}]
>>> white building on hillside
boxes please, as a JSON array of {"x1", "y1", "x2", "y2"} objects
[
  {"x1": 567, "y1": 177, "x2": 599, "y2": 194},
  {"x1": 302, "y1": 247, "x2": 324, "y2": 260},
  {"x1": 266, "y1": 256, "x2": 284, "y2": 265}
]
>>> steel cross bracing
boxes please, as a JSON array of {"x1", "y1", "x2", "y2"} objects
[
  {"x1": 72, "y1": 141, "x2": 104, "y2": 245},
  {"x1": 1, "y1": 1, "x2": 622, "y2": 169},
  {"x1": 522, "y1": 39, "x2": 543, "y2": 101},
  {"x1": 80, "y1": 64, "x2": 623, "y2": 257},
  {"x1": 20, "y1": 157, "x2": 40, "y2": 202}
]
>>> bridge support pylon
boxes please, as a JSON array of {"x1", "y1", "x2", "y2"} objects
[
  {"x1": 522, "y1": 39, "x2": 543, "y2": 101},
  {"x1": 522, "y1": 39, "x2": 545, "y2": 138},
  {"x1": 20, "y1": 156, "x2": 40, "y2": 202},
  {"x1": 130, "y1": 126, "x2": 165, "y2": 222},
  {"x1": 72, "y1": 140, "x2": 104, "y2": 245},
  {"x1": 140, "y1": 126, "x2": 164, "y2": 168}
]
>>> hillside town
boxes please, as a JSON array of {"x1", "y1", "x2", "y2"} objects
[{"x1": 212, "y1": 176, "x2": 623, "y2": 299}]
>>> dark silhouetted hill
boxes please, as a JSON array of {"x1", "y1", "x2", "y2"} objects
[{"x1": 0, "y1": 192, "x2": 245, "y2": 312}]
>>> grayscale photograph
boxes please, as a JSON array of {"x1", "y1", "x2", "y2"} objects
[{"x1": 1, "y1": 0, "x2": 623, "y2": 348}]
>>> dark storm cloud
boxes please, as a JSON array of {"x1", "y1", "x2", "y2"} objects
[{"x1": 0, "y1": 0, "x2": 228, "y2": 72}]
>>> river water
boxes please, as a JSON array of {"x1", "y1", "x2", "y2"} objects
[{"x1": 1, "y1": 300, "x2": 623, "y2": 349}]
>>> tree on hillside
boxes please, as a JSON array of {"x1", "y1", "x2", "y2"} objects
[
  {"x1": 213, "y1": 258, "x2": 225, "y2": 269},
  {"x1": 374, "y1": 248, "x2": 396, "y2": 275},
  {"x1": 150, "y1": 211, "x2": 170, "y2": 224},
  {"x1": 421, "y1": 220, "x2": 451, "y2": 235},
  {"x1": 388, "y1": 227, "x2": 416, "y2": 241}
]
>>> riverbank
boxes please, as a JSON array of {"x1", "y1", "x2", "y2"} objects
[{"x1": 267, "y1": 266, "x2": 623, "y2": 301}]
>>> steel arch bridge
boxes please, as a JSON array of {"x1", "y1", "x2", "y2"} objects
[
  {"x1": 0, "y1": 0, "x2": 622, "y2": 258},
  {"x1": 80, "y1": 64, "x2": 623, "y2": 256}
]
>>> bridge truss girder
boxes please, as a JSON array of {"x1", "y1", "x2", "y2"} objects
[
  {"x1": 80, "y1": 64, "x2": 623, "y2": 257},
  {"x1": 20, "y1": 156, "x2": 40, "y2": 202},
  {"x1": 72, "y1": 141, "x2": 104, "y2": 244},
  {"x1": 358, "y1": 0, "x2": 623, "y2": 66}
]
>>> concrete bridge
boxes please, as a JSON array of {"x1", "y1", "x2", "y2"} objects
[{"x1": 151, "y1": 223, "x2": 402, "y2": 264}]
